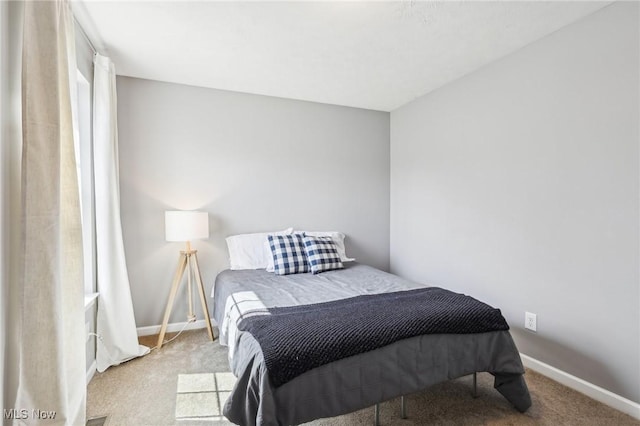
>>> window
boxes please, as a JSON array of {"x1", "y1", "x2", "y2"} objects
[{"x1": 75, "y1": 69, "x2": 96, "y2": 295}]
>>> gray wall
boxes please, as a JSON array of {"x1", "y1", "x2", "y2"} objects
[
  {"x1": 390, "y1": 2, "x2": 639, "y2": 403},
  {"x1": 117, "y1": 76, "x2": 390, "y2": 328}
]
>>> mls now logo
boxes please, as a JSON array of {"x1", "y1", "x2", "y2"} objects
[{"x1": 4, "y1": 409, "x2": 57, "y2": 420}]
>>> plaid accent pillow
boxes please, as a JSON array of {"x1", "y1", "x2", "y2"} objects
[
  {"x1": 268, "y1": 234, "x2": 309, "y2": 275},
  {"x1": 303, "y1": 236, "x2": 344, "y2": 274}
]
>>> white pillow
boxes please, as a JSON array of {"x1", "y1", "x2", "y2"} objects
[
  {"x1": 265, "y1": 240, "x2": 276, "y2": 272},
  {"x1": 301, "y1": 231, "x2": 355, "y2": 262},
  {"x1": 226, "y1": 228, "x2": 293, "y2": 270}
]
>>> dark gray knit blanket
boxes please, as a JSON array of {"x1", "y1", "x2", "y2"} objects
[{"x1": 237, "y1": 287, "x2": 509, "y2": 388}]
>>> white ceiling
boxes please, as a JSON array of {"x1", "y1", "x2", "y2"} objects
[{"x1": 73, "y1": 1, "x2": 611, "y2": 112}]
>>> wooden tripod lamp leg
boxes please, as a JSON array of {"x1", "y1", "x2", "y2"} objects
[
  {"x1": 191, "y1": 252, "x2": 214, "y2": 341},
  {"x1": 157, "y1": 253, "x2": 189, "y2": 349}
]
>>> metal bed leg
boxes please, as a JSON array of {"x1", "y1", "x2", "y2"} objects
[
  {"x1": 374, "y1": 403, "x2": 380, "y2": 426},
  {"x1": 401, "y1": 395, "x2": 407, "y2": 419},
  {"x1": 473, "y1": 372, "x2": 478, "y2": 398}
]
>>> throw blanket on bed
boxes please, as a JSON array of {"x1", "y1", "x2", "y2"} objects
[{"x1": 237, "y1": 287, "x2": 509, "y2": 388}]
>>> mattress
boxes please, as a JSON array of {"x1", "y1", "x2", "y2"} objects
[{"x1": 212, "y1": 263, "x2": 531, "y2": 425}]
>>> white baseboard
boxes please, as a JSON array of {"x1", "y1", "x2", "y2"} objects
[
  {"x1": 520, "y1": 353, "x2": 640, "y2": 420},
  {"x1": 136, "y1": 319, "x2": 217, "y2": 337},
  {"x1": 86, "y1": 360, "x2": 96, "y2": 385}
]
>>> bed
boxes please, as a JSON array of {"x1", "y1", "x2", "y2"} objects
[{"x1": 212, "y1": 262, "x2": 531, "y2": 426}]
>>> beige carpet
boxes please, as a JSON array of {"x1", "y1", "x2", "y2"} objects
[
  {"x1": 86, "y1": 329, "x2": 638, "y2": 426},
  {"x1": 175, "y1": 373, "x2": 235, "y2": 421}
]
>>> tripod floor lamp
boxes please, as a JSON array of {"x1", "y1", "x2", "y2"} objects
[{"x1": 157, "y1": 210, "x2": 214, "y2": 349}]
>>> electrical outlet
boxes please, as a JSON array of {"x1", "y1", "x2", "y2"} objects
[{"x1": 525, "y1": 312, "x2": 537, "y2": 332}]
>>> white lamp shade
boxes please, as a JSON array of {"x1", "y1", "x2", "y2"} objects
[{"x1": 165, "y1": 211, "x2": 209, "y2": 242}]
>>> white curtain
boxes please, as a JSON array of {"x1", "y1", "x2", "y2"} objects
[
  {"x1": 93, "y1": 53, "x2": 149, "y2": 371},
  {"x1": 15, "y1": 1, "x2": 86, "y2": 424}
]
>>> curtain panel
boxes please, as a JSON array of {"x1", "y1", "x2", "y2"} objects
[
  {"x1": 93, "y1": 53, "x2": 149, "y2": 372},
  {"x1": 16, "y1": 1, "x2": 86, "y2": 424}
]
